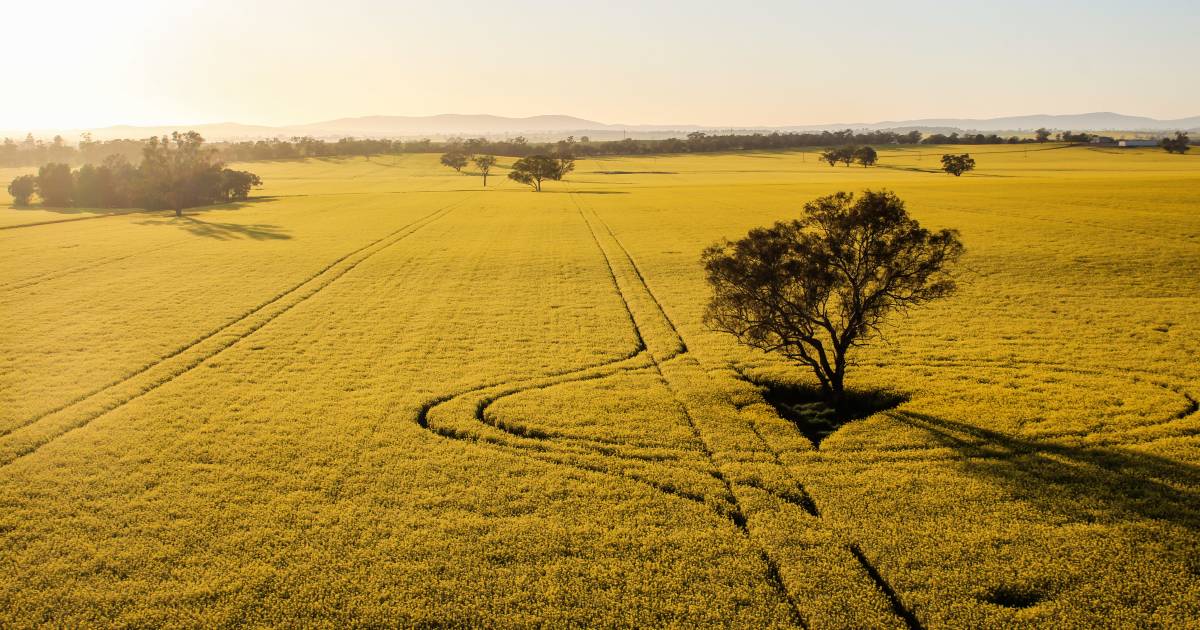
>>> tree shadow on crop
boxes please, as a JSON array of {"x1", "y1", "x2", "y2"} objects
[
  {"x1": 7, "y1": 204, "x2": 145, "y2": 217},
  {"x1": 875, "y1": 164, "x2": 1015, "y2": 178},
  {"x1": 8, "y1": 195, "x2": 279, "y2": 216},
  {"x1": 738, "y1": 373, "x2": 907, "y2": 446},
  {"x1": 591, "y1": 170, "x2": 678, "y2": 175},
  {"x1": 892, "y1": 410, "x2": 1200, "y2": 532},
  {"x1": 135, "y1": 215, "x2": 291, "y2": 240},
  {"x1": 544, "y1": 190, "x2": 631, "y2": 195}
]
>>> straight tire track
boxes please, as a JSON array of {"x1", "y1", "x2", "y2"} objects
[{"x1": 0, "y1": 196, "x2": 471, "y2": 466}]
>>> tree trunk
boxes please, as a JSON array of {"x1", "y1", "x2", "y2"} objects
[{"x1": 828, "y1": 372, "x2": 845, "y2": 407}]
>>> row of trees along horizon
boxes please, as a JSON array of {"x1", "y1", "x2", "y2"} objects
[
  {"x1": 2, "y1": 128, "x2": 1191, "y2": 168},
  {"x1": 7, "y1": 132, "x2": 261, "y2": 214},
  {"x1": 7, "y1": 129, "x2": 1190, "y2": 206}
]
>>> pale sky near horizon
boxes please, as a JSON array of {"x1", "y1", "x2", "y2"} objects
[{"x1": 2, "y1": 0, "x2": 1196, "y2": 130}]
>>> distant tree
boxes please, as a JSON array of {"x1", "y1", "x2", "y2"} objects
[
  {"x1": 507, "y1": 155, "x2": 574, "y2": 191},
  {"x1": 7, "y1": 174, "x2": 37, "y2": 206},
  {"x1": 473, "y1": 154, "x2": 498, "y2": 186},
  {"x1": 72, "y1": 163, "x2": 112, "y2": 207},
  {"x1": 702, "y1": 190, "x2": 964, "y2": 403},
  {"x1": 100, "y1": 154, "x2": 138, "y2": 207},
  {"x1": 1035, "y1": 128, "x2": 1052, "y2": 143},
  {"x1": 219, "y1": 169, "x2": 263, "y2": 201},
  {"x1": 36, "y1": 163, "x2": 74, "y2": 207},
  {"x1": 941, "y1": 154, "x2": 976, "y2": 176},
  {"x1": 139, "y1": 131, "x2": 223, "y2": 216},
  {"x1": 1162, "y1": 132, "x2": 1191, "y2": 154},
  {"x1": 463, "y1": 138, "x2": 486, "y2": 154},
  {"x1": 440, "y1": 152, "x2": 469, "y2": 172},
  {"x1": 551, "y1": 155, "x2": 575, "y2": 179},
  {"x1": 820, "y1": 149, "x2": 840, "y2": 167},
  {"x1": 854, "y1": 146, "x2": 878, "y2": 167},
  {"x1": 837, "y1": 146, "x2": 856, "y2": 167}
]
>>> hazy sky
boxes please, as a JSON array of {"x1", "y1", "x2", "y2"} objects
[{"x1": 2, "y1": 0, "x2": 1197, "y2": 129}]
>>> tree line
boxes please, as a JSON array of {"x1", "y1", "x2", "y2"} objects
[
  {"x1": 7, "y1": 132, "x2": 261, "y2": 215},
  {"x1": 819, "y1": 146, "x2": 878, "y2": 167},
  {"x1": 0, "y1": 128, "x2": 1036, "y2": 168},
  {"x1": 0, "y1": 134, "x2": 147, "y2": 168},
  {"x1": 4, "y1": 128, "x2": 1193, "y2": 169}
]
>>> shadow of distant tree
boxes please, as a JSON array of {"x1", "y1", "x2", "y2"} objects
[
  {"x1": 135, "y1": 215, "x2": 291, "y2": 240},
  {"x1": 892, "y1": 411, "x2": 1200, "y2": 532}
]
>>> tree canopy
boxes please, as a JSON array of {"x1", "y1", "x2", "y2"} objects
[
  {"x1": 854, "y1": 146, "x2": 878, "y2": 167},
  {"x1": 702, "y1": 190, "x2": 964, "y2": 402},
  {"x1": 821, "y1": 146, "x2": 877, "y2": 168},
  {"x1": 507, "y1": 155, "x2": 575, "y2": 191},
  {"x1": 7, "y1": 174, "x2": 36, "y2": 206},
  {"x1": 1162, "y1": 132, "x2": 1191, "y2": 154},
  {"x1": 6, "y1": 132, "x2": 260, "y2": 215},
  {"x1": 941, "y1": 154, "x2": 976, "y2": 176},
  {"x1": 440, "y1": 152, "x2": 469, "y2": 172},
  {"x1": 473, "y1": 155, "x2": 498, "y2": 186}
]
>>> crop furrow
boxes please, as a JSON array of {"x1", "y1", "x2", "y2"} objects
[
  {"x1": 0, "y1": 241, "x2": 181, "y2": 293},
  {"x1": 578, "y1": 193, "x2": 926, "y2": 629},
  {"x1": 0, "y1": 196, "x2": 470, "y2": 466}
]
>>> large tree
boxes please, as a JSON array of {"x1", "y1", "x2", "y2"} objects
[
  {"x1": 36, "y1": 163, "x2": 74, "y2": 207},
  {"x1": 941, "y1": 153, "x2": 976, "y2": 176},
  {"x1": 440, "y1": 152, "x2": 469, "y2": 172},
  {"x1": 702, "y1": 190, "x2": 964, "y2": 403},
  {"x1": 7, "y1": 174, "x2": 37, "y2": 206},
  {"x1": 507, "y1": 155, "x2": 574, "y2": 191},
  {"x1": 140, "y1": 131, "x2": 220, "y2": 216},
  {"x1": 854, "y1": 146, "x2": 878, "y2": 167}
]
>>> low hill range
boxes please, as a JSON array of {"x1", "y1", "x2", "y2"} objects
[{"x1": 8, "y1": 112, "x2": 1198, "y2": 142}]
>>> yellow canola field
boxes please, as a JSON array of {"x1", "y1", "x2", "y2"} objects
[{"x1": 1, "y1": 146, "x2": 1197, "y2": 627}]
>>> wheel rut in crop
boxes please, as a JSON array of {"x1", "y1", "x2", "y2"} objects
[
  {"x1": 0, "y1": 196, "x2": 471, "y2": 467},
  {"x1": 0, "y1": 240, "x2": 182, "y2": 294},
  {"x1": 414, "y1": 193, "x2": 929, "y2": 627}
]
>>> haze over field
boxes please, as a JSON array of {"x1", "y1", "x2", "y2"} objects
[
  {"x1": 3, "y1": 1, "x2": 1199, "y2": 627},
  {"x1": 2, "y1": 1, "x2": 1198, "y2": 132},
  {"x1": 8, "y1": 112, "x2": 1200, "y2": 143}
]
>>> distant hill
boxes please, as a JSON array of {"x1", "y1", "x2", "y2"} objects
[
  {"x1": 5, "y1": 112, "x2": 1197, "y2": 142},
  {"x1": 791, "y1": 112, "x2": 1200, "y2": 133},
  {"x1": 293, "y1": 114, "x2": 627, "y2": 135}
]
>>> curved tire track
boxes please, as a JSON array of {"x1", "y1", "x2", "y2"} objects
[{"x1": 415, "y1": 193, "x2": 809, "y2": 625}]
